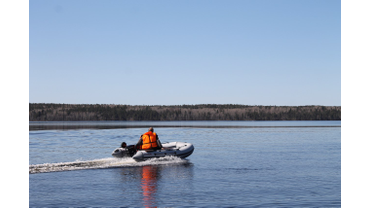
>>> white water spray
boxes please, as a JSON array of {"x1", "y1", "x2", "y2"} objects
[{"x1": 29, "y1": 156, "x2": 187, "y2": 174}]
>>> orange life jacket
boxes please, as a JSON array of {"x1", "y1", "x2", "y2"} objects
[{"x1": 141, "y1": 131, "x2": 158, "y2": 150}]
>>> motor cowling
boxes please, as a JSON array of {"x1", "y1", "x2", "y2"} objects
[{"x1": 111, "y1": 148, "x2": 130, "y2": 158}]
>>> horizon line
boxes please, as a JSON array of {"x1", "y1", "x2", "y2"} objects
[{"x1": 29, "y1": 103, "x2": 341, "y2": 107}]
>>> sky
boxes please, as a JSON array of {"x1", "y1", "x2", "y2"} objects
[{"x1": 29, "y1": 0, "x2": 341, "y2": 106}]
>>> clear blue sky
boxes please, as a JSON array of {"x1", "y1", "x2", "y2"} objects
[{"x1": 29, "y1": 0, "x2": 341, "y2": 106}]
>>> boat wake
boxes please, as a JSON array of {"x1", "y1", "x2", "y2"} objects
[{"x1": 29, "y1": 156, "x2": 188, "y2": 174}]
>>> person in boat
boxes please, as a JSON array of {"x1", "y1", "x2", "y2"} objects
[
  {"x1": 121, "y1": 142, "x2": 127, "y2": 148},
  {"x1": 136, "y1": 127, "x2": 163, "y2": 151}
]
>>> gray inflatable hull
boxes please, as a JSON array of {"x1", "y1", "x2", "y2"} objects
[{"x1": 112, "y1": 142, "x2": 194, "y2": 161}]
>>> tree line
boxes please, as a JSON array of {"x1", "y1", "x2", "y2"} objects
[{"x1": 29, "y1": 103, "x2": 341, "y2": 121}]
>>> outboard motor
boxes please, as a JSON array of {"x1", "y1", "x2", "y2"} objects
[
  {"x1": 112, "y1": 143, "x2": 136, "y2": 158},
  {"x1": 112, "y1": 148, "x2": 130, "y2": 158}
]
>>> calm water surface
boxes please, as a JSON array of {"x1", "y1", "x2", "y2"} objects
[{"x1": 29, "y1": 121, "x2": 341, "y2": 207}]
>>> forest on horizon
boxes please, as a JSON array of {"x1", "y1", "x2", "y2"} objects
[{"x1": 29, "y1": 103, "x2": 341, "y2": 121}]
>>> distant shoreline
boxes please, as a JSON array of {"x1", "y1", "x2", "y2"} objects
[
  {"x1": 29, "y1": 103, "x2": 341, "y2": 121},
  {"x1": 29, "y1": 120, "x2": 341, "y2": 131}
]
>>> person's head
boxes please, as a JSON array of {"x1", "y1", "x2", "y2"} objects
[
  {"x1": 148, "y1": 127, "x2": 154, "y2": 132},
  {"x1": 121, "y1": 142, "x2": 127, "y2": 148}
]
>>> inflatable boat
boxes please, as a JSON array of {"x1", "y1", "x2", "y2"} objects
[{"x1": 112, "y1": 142, "x2": 194, "y2": 161}]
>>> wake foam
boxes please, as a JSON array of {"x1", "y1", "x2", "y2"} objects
[{"x1": 29, "y1": 156, "x2": 187, "y2": 174}]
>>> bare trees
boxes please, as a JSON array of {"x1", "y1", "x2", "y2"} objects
[{"x1": 29, "y1": 103, "x2": 341, "y2": 121}]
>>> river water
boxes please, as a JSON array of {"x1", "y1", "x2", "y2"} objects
[{"x1": 29, "y1": 121, "x2": 341, "y2": 207}]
